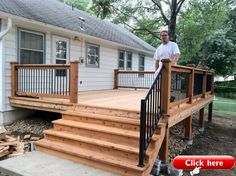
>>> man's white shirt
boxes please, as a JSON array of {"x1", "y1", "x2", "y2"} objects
[{"x1": 153, "y1": 41, "x2": 180, "y2": 61}]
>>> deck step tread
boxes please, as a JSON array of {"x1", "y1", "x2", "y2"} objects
[
  {"x1": 44, "y1": 129, "x2": 139, "y2": 154},
  {"x1": 62, "y1": 111, "x2": 140, "y2": 125},
  {"x1": 35, "y1": 139, "x2": 148, "y2": 172},
  {"x1": 53, "y1": 119, "x2": 140, "y2": 138}
]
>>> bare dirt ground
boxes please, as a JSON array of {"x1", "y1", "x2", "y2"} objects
[{"x1": 179, "y1": 113, "x2": 236, "y2": 176}]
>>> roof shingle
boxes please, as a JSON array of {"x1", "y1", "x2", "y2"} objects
[{"x1": 0, "y1": 0, "x2": 155, "y2": 53}]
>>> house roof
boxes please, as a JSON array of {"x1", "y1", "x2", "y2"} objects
[{"x1": 0, "y1": 0, "x2": 156, "y2": 53}]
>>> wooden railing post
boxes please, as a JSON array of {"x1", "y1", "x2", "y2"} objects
[
  {"x1": 11, "y1": 62, "x2": 18, "y2": 97},
  {"x1": 161, "y1": 59, "x2": 171, "y2": 115},
  {"x1": 69, "y1": 61, "x2": 79, "y2": 103},
  {"x1": 159, "y1": 126, "x2": 169, "y2": 163},
  {"x1": 199, "y1": 107, "x2": 205, "y2": 131},
  {"x1": 202, "y1": 71, "x2": 207, "y2": 98},
  {"x1": 187, "y1": 64, "x2": 195, "y2": 104},
  {"x1": 208, "y1": 102, "x2": 213, "y2": 123},
  {"x1": 185, "y1": 115, "x2": 193, "y2": 141},
  {"x1": 114, "y1": 69, "x2": 119, "y2": 89}
]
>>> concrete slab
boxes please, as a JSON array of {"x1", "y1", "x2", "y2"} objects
[{"x1": 0, "y1": 151, "x2": 118, "y2": 176}]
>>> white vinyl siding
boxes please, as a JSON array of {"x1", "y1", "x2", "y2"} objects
[
  {"x1": 2, "y1": 21, "x2": 50, "y2": 111},
  {"x1": 18, "y1": 29, "x2": 45, "y2": 64},
  {"x1": 0, "y1": 40, "x2": 3, "y2": 111},
  {"x1": 78, "y1": 45, "x2": 118, "y2": 91},
  {"x1": 0, "y1": 18, "x2": 155, "y2": 112}
]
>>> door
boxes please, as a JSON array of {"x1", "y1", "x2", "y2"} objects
[{"x1": 52, "y1": 36, "x2": 70, "y2": 95}]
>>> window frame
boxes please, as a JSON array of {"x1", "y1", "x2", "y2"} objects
[
  {"x1": 86, "y1": 42, "x2": 100, "y2": 68},
  {"x1": 138, "y1": 54, "x2": 145, "y2": 77},
  {"x1": 138, "y1": 54, "x2": 145, "y2": 71},
  {"x1": 18, "y1": 28, "x2": 45, "y2": 64},
  {"x1": 126, "y1": 51, "x2": 132, "y2": 70},
  {"x1": 118, "y1": 50, "x2": 125, "y2": 70}
]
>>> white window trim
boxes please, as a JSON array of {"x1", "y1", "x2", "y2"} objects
[
  {"x1": 118, "y1": 50, "x2": 125, "y2": 70},
  {"x1": 126, "y1": 51, "x2": 132, "y2": 70},
  {"x1": 18, "y1": 28, "x2": 45, "y2": 64},
  {"x1": 86, "y1": 43, "x2": 100, "y2": 68},
  {"x1": 139, "y1": 54, "x2": 145, "y2": 71},
  {"x1": 52, "y1": 35, "x2": 70, "y2": 64},
  {"x1": 118, "y1": 50, "x2": 132, "y2": 70}
]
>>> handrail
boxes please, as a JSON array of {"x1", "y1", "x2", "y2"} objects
[
  {"x1": 114, "y1": 70, "x2": 155, "y2": 89},
  {"x1": 15, "y1": 64, "x2": 70, "y2": 68},
  {"x1": 138, "y1": 64, "x2": 163, "y2": 167},
  {"x1": 11, "y1": 62, "x2": 79, "y2": 103},
  {"x1": 116, "y1": 70, "x2": 155, "y2": 74}
]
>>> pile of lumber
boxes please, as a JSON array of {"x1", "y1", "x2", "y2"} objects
[{"x1": 0, "y1": 126, "x2": 40, "y2": 159}]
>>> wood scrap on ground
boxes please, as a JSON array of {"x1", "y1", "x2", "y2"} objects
[{"x1": 0, "y1": 128, "x2": 41, "y2": 159}]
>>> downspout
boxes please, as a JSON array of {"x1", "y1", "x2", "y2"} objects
[
  {"x1": 0, "y1": 18, "x2": 12, "y2": 115},
  {"x1": 0, "y1": 18, "x2": 12, "y2": 40}
]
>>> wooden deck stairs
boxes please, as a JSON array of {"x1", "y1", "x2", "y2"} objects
[{"x1": 35, "y1": 105, "x2": 166, "y2": 176}]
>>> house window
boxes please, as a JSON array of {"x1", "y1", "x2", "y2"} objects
[
  {"x1": 126, "y1": 52, "x2": 132, "y2": 70},
  {"x1": 86, "y1": 43, "x2": 100, "y2": 68},
  {"x1": 18, "y1": 29, "x2": 44, "y2": 64},
  {"x1": 139, "y1": 55, "x2": 145, "y2": 77},
  {"x1": 139, "y1": 55, "x2": 145, "y2": 71},
  {"x1": 118, "y1": 50, "x2": 125, "y2": 70},
  {"x1": 56, "y1": 40, "x2": 67, "y2": 76}
]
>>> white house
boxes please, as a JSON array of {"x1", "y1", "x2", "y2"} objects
[{"x1": 0, "y1": 0, "x2": 156, "y2": 125}]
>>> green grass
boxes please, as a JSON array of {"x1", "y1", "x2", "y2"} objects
[{"x1": 213, "y1": 96, "x2": 236, "y2": 117}]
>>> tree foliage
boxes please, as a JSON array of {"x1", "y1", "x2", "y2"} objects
[
  {"x1": 59, "y1": 0, "x2": 236, "y2": 76},
  {"x1": 59, "y1": 0, "x2": 91, "y2": 11},
  {"x1": 90, "y1": 0, "x2": 117, "y2": 19},
  {"x1": 177, "y1": 0, "x2": 233, "y2": 75},
  {"x1": 202, "y1": 30, "x2": 236, "y2": 76}
]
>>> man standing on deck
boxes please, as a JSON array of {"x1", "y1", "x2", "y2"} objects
[
  {"x1": 153, "y1": 30, "x2": 180, "y2": 70},
  {"x1": 153, "y1": 30, "x2": 181, "y2": 102}
]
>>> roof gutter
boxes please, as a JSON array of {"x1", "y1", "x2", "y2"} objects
[{"x1": 0, "y1": 18, "x2": 12, "y2": 40}]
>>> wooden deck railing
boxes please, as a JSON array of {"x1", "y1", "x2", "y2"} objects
[
  {"x1": 11, "y1": 61, "x2": 79, "y2": 103},
  {"x1": 169, "y1": 65, "x2": 214, "y2": 108},
  {"x1": 114, "y1": 69, "x2": 155, "y2": 89},
  {"x1": 137, "y1": 60, "x2": 215, "y2": 167}
]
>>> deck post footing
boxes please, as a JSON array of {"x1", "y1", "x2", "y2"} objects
[
  {"x1": 198, "y1": 127, "x2": 205, "y2": 133},
  {"x1": 183, "y1": 139, "x2": 193, "y2": 145},
  {"x1": 151, "y1": 159, "x2": 161, "y2": 176}
]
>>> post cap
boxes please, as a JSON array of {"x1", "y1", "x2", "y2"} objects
[
  {"x1": 161, "y1": 59, "x2": 171, "y2": 63},
  {"x1": 10, "y1": 61, "x2": 18, "y2": 64},
  {"x1": 187, "y1": 64, "x2": 196, "y2": 68},
  {"x1": 70, "y1": 61, "x2": 80, "y2": 63}
]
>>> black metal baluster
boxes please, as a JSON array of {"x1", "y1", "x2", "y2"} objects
[
  {"x1": 146, "y1": 97, "x2": 149, "y2": 143},
  {"x1": 138, "y1": 100, "x2": 146, "y2": 167}
]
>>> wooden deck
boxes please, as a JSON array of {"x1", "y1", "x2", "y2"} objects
[
  {"x1": 9, "y1": 61, "x2": 215, "y2": 176},
  {"x1": 9, "y1": 89, "x2": 148, "y2": 113},
  {"x1": 77, "y1": 89, "x2": 148, "y2": 111}
]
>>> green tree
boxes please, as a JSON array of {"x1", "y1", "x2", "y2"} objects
[
  {"x1": 151, "y1": 0, "x2": 186, "y2": 41},
  {"x1": 177, "y1": 0, "x2": 229, "y2": 65},
  {"x1": 201, "y1": 30, "x2": 236, "y2": 76},
  {"x1": 59, "y1": 0, "x2": 91, "y2": 12},
  {"x1": 226, "y1": 8, "x2": 236, "y2": 44},
  {"x1": 111, "y1": 0, "x2": 186, "y2": 43},
  {"x1": 90, "y1": 0, "x2": 117, "y2": 19}
]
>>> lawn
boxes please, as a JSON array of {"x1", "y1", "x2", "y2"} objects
[{"x1": 213, "y1": 96, "x2": 236, "y2": 117}]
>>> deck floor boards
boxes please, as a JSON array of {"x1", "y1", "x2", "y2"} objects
[{"x1": 76, "y1": 89, "x2": 147, "y2": 111}]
